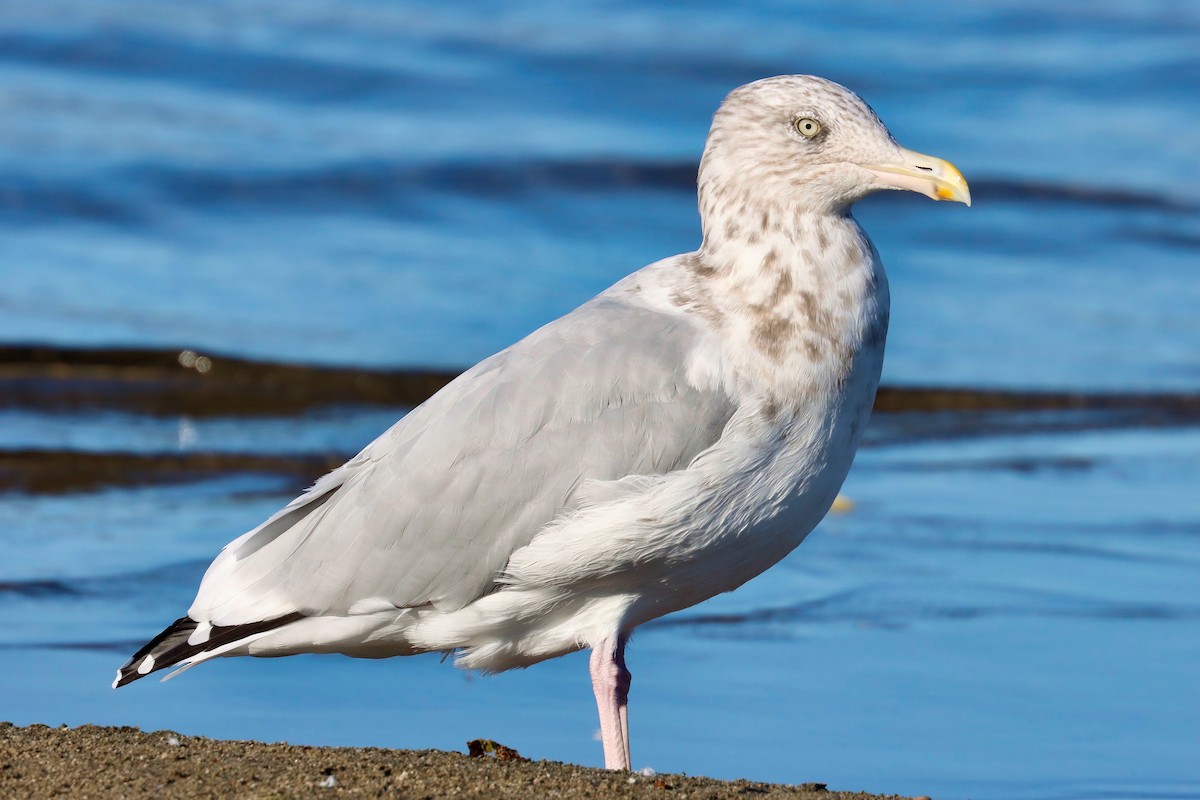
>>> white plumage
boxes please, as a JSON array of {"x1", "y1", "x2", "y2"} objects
[{"x1": 115, "y1": 75, "x2": 969, "y2": 770}]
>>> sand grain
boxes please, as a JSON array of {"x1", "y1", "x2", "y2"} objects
[{"x1": 0, "y1": 722, "x2": 912, "y2": 800}]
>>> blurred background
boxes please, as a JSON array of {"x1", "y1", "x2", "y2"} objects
[{"x1": 1, "y1": 2, "x2": 1198, "y2": 799}]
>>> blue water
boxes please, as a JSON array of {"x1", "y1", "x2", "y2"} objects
[{"x1": 2, "y1": 2, "x2": 1199, "y2": 799}]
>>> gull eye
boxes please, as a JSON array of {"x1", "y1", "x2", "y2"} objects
[{"x1": 793, "y1": 117, "x2": 822, "y2": 139}]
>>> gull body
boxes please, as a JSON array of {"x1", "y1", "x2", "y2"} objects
[{"x1": 115, "y1": 75, "x2": 969, "y2": 770}]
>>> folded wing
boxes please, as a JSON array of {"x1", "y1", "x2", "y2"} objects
[{"x1": 189, "y1": 293, "x2": 737, "y2": 627}]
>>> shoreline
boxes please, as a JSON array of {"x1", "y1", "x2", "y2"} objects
[
  {"x1": 5, "y1": 342, "x2": 1198, "y2": 419},
  {"x1": 1, "y1": 722, "x2": 919, "y2": 799}
]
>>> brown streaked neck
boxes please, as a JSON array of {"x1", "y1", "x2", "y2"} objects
[
  {"x1": 680, "y1": 205, "x2": 887, "y2": 402},
  {"x1": 695, "y1": 207, "x2": 872, "y2": 290}
]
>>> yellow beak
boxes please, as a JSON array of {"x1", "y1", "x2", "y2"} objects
[{"x1": 865, "y1": 147, "x2": 971, "y2": 206}]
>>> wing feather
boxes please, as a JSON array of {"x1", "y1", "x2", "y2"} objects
[{"x1": 190, "y1": 292, "x2": 735, "y2": 626}]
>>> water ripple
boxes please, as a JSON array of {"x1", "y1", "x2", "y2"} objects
[
  {"x1": 650, "y1": 583, "x2": 1200, "y2": 633},
  {"x1": 0, "y1": 30, "x2": 425, "y2": 105},
  {"x1": 0, "y1": 560, "x2": 207, "y2": 601},
  {"x1": 2, "y1": 158, "x2": 1194, "y2": 227}
]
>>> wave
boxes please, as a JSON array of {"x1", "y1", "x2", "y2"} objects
[
  {"x1": 0, "y1": 579, "x2": 82, "y2": 599},
  {"x1": 4, "y1": 344, "x2": 1200, "y2": 420},
  {"x1": 0, "y1": 30, "x2": 420, "y2": 106},
  {"x1": 3, "y1": 344, "x2": 1200, "y2": 494},
  {"x1": 0, "y1": 441, "x2": 1137, "y2": 496},
  {"x1": 649, "y1": 583, "x2": 1200, "y2": 634},
  {"x1": 0, "y1": 343, "x2": 453, "y2": 416},
  {"x1": 0, "y1": 560, "x2": 207, "y2": 601},
  {"x1": 0, "y1": 639, "x2": 148, "y2": 654},
  {"x1": 865, "y1": 454, "x2": 1099, "y2": 475},
  {"x1": 0, "y1": 449, "x2": 346, "y2": 495},
  {"x1": 1, "y1": 156, "x2": 1193, "y2": 227}
]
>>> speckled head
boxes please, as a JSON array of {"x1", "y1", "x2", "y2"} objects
[{"x1": 698, "y1": 75, "x2": 970, "y2": 225}]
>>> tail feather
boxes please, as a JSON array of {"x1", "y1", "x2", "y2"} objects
[{"x1": 113, "y1": 612, "x2": 305, "y2": 688}]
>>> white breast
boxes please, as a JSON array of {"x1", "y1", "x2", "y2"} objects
[
  {"x1": 482, "y1": 217, "x2": 890, "y2": 635},
  {"x1": 312, "y1": 219, "x2": 891, "y2": 673}
]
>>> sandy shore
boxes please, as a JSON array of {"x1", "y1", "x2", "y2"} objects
[{"x1": 1, "y1": 723, "x2": 919, "y2": 799}]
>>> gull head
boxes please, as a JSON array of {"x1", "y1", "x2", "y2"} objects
[{"x1": 698, "y1": 75, "x2": 970, "y2": 221}]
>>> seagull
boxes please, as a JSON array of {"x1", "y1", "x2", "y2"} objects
[{"x1": 114, "y1": 75, "x2": 969, "y2": 770}]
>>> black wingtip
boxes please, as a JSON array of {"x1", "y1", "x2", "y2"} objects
[
  {"x1": 113, "y1": 616, "x2": 197, "y2": 688},
  {"x1": 113, "y1": 611, "x2": 306, "y2": 689}
]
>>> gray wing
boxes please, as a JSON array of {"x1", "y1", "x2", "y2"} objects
[{"x1": 190, "y1": 293, "x2": 737, "y2": 626}]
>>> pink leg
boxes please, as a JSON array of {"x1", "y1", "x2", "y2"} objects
[{"x1": 590, "y1": 635, "x2": 632, "y2": 770}]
